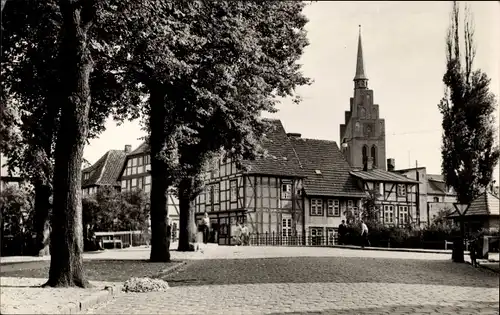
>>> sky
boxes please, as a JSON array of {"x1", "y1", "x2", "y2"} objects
[{"x1": 83, "y1": 1, "x2": 500, "y2": 183}]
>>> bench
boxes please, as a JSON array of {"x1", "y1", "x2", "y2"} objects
[{"x1": 102, "y1": 239, "x2": 123, "y2": 249}]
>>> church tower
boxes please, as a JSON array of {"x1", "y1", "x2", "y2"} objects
[{"x1": 340, "y1": 26, "x2": 386, "y2": 170}]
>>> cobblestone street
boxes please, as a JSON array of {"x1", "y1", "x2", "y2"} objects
[{"x1": 86, "y1": 248, "x2": 500, "y2": 315}]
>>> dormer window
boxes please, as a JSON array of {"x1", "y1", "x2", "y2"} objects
[
  {"x1": 315, "y1": 170, "x2": 322, "y2": 175},
  {"x1": 281, "y1": 180, "x2": 292, "y2": 200}
]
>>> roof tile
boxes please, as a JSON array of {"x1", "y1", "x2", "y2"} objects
[
  {"x1": 350, "y1": 168, "x2": 420, "y2": 184},
  {"x1": 241, "y1": 119, "x2": 304, "y2": 178},
  {"x1": 82, "y1": 150, "x2": 127, "y2": 187},
  {"x1": 290, "y1": 137, "x2": 364, "y2": 197}
]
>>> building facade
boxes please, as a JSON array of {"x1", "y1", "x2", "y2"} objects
[
  {"x1": 194, "y1": 120, "x2": 305, "y2": 245},
  {"x1": 289, "y1": 136, "x2": 365, "y2": 244},
  {"x1": 119, "y1": 143, "x2": 180, "y2": 235},
  {"x1": 395, "y1": 165, "x2": 457, "y2": 226},
  {"x1": 350, "y1": 159, "x2": 420, "y2": 227},
  {"x1": 340, "y1": 27, "x2": 386, "y2": 170}
]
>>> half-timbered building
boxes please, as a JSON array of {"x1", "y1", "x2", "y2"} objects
[
  {"x1": 119, "y1": 142, "x2": 180, "y2": 236},
  {"x1": 350, "y1": 158, "x2": 420, "y2": 226},
  {"x1": 81, "y1": 148, "x2": 128, "y2": 196},
  {"x1": 289, "y1": 136, "x2": 365, "y2": 244},
  {"x1": 194, "y1": 119, "x2": 305, "y2": 245}
]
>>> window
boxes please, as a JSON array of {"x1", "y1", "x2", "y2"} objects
[
  {"x1": 206, "y1": 185, "x2": 213, "y2": 205},
  {"x1": 124, "y1": 155, "x2": 149, "y2": 176},
  {"x1": 399, "y1": 206, "x2": 409, "y2": 225},
  {"x1": 144, "y1": 185, "x2": 151, "y2": 193},
  {"x1": 311, "y1": 227, "x2": 323, "y2": 236},
  {"x1": 281, "y1": 181, "x2": 292, "y2": 199},
  {"x1": 362, "y1": 145, "x2": 368, "y2": 165},
  {"x1": 310, "y1": 227, "x2": 324, "y2": 245},
  {"x1": 211, "y1": 160, "x2": 219, "y2": 179},
  {"x1": 397, "y1": 184, "x2": 407, "y2": 197},
  {"x1": 131, "y1": 178, "x2": 138, "y2": 188},
  {"x1": 327, "y1": 228, "x2": 337, "y2": 245},
  {"x1": 384, "y1": 205, "x2": 394, "y2": 224},
  {"x1": 83, "y1": 173, "x2": 89, "y2": 180},
  {"x1": 311, "y1": 198, "x2": 323, "y2": 216},
  {"x1": 371, "y1": 145, "x2": 377, "y2": 167},
  {"x1": 282, "y1": 218, "x2": 292, "y2": 237},
  {"x1": 213, "y1": 183, "x2": 220, "y2": 204},
  {"x1": 230, "y1": 180, "x2": 237, "y2": 202},
  {"x1": 121, "y1": 181, "x2": 126, "y2": 190},
  {"x1": 433, "y1": 196, "x2": 439, "y2": 202},
  {"x1": 327, "y1": 199, "x2": 340, "y2": 216},
  {"x1": 347, "y1": 200, "x2": 354, "y2": 208}
]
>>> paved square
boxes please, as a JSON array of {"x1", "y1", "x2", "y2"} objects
[{"x1": 85, "y1": 247, "x2": 500, "y2": 314}]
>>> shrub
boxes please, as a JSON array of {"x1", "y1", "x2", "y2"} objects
[
  {"x1": 82, "y1": 187, "x2": 149, "y2": 233},
  {"x1": 0, "y1": 185, "x2": 35, "y2": 255},
  {"x1": 122, "y1": 277, "x2": 169, "y2": 293}
]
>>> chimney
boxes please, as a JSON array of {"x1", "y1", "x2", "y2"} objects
[
  {"x1": 387, "y1": 158, "x2": 395, "y2": 172},
  {"x1": 287, "y1": 133, "x2": 302, "y2": 138},
  {"x1": 124, "y1": 145, "x2": 132, "y2": 153},
  {"x1": 364, "y1": 157, "x2": 374, "y2": 171}
]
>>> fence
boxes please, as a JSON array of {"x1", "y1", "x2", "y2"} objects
[
  {"x1": 247, "y1": 232, "x2": 473, "y2": 250},
  {"x1": 249, "y1": 232, "x2": 339, "y2": 247}
]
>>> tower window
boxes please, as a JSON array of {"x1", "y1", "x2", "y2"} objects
[
  {"x1": 360, "y1": 107, "x2": 366, "y2": 119},
  {"x1": 371, "y1": 145, "x2": 377, "y2": 167},
  {"x1": 362, "y1": 145, "x2": 368, "y2": 165}
]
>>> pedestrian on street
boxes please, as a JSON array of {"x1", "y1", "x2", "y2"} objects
[
  {"x1": 241, "y1": 223, "x2": 250, "y2": 246},
  {"x1": 201, "y1": 212, "x2": 211, "y2": 244},
  {"x1": 360, "y1": 220, "x2": 370, "y2": 248},
  {"x1": 338, "y1": 220, "x2": 347, "y2": 245},
  {"x1": 233, "y1": 221, "x2": 242, "y2": 246}
]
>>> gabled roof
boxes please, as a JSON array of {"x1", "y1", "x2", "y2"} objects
[
  {"x1": 427, "y1": 174, "x2": 444, "y2": 182},
  {"x1": 241, "y1": 119, "x2": 304, "y2": 178},
  {"x1": 449, "y1": 192, "x2": 500, "y2": 217},
  {"x1": 350, "y1": 168, "x2": 419, "y2": 184},
  {"x1": 428, "y1": 179, "x2": 448, "y2": 195},
  {"x1": 82, "y1": 150, "x2": 127, "y2": 188},
  {"x1": 128, "y1": 142, "x2": 149, "y2": 156},
  {"x1": 289, "y1": 137, "x2": 364, "y2": 198}
]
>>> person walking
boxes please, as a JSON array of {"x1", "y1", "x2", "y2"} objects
[
  {"x1": 338, "y1": 220, "x2": 347, "y2": 245},
  {"x1": 241, "y1": 223, "x2": 250, "y2": 246},
  {"x1": 360, "y1": 220, "x2": 370, "y2": 248},
  {"x1": 233, "y1": 221, "x2": 242, "y2": 246},
  {"x1": 201, "y1": 212, "x2": 211, "y2": 244}
]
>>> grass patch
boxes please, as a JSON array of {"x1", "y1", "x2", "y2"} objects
[{"x1": 0, "y1": 260, "x2": 181, "y2": 282}]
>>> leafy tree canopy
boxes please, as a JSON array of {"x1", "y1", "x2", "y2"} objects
[
  {"x1": 438, "y1": 2, "x2": 500, "y2": 204},
  {"x1": 82, "y1": 186, "x2": 149, "y2": 232},
  {"x1": 0, "y1": 0, "x2": 140, "y2": 185}
]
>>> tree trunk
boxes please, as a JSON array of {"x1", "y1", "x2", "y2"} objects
[
  {"x1": 177, "y1": 178, "x2": 197, "y2": 252},
  {"x1": 148, "y1": 88, "x2": 171, "y2": 262},
  {"x1": 452, "y1": 217, "x2": 465, "y2": 263},
  {"x1": 44, "y1": 0, "x2": 94, "y2": 288},
  {"x1": 34, "y1": 183, "x2": 52, "y2": 256}
]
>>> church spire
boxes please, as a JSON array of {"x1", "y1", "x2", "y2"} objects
[{"x1": 354, "y1": 25, "x2": 368, "y2": 89}]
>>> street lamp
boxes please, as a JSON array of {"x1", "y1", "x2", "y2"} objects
[{"x1": 452, "y1": 202, "x2": 469, "y2": 263}]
